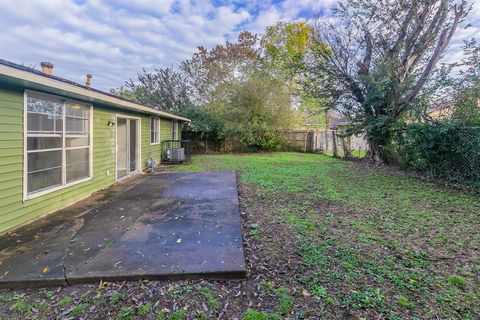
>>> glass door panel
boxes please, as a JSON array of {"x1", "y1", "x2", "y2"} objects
[
  {"x1": 129, "y1": 119, "x2": 137, "y2": 173},
  {"x1": 117, "y1": 118, "x2": 128, "y2": 179}
]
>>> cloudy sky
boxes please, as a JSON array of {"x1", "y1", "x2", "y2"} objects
[{"x1": 0, "y1": 0, "x2": 478, "y2": 91}]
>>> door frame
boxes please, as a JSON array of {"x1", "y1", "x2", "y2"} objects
[{"x1": 115, "y1": 115, "x2": 141, "y2": 181}]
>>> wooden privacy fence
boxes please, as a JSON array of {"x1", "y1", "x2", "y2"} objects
[
  {"x1": 183, "y1": 130, "x2": 368, "y2": 157},
  {"x1": 284, "y1": 130, "x2": 368, "y2": 158},
  {"x1": 182, "y1": 131, "x2": 251, "y2": 153}
]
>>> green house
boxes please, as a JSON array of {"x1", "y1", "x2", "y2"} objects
[{"x1": 0, "y1": 59, "x2": 190, "y2": 233}]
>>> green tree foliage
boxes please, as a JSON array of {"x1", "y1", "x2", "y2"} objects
[
  {"x1": 116, "y1": 32, "x2": 261, "y2": 144},
  {"x1": 262, "y1": 22, "x2": 330, "y2": 128},
  {"x1": 262, "y1": 21, "x2": 313, "y2": 76},
  {"x1": 454, "y1": 83, "x2": 480, "y2": 125},
  {"x1": 393, "y1": 40, "x2": 480, "y2": 185},
  {"x1": 394, "y1": 123, "x2": 480, "y2": 187},
  {"x1": 452, "y1": 39, "x2": 480, "y2": 125},
  {"x1": 119, "y1": 26, "x2": 316, "y2": 150},
  {"x1": 121, "y1": 67, "x2": 194, "y2": 114},
  {"x1": 208, "y1": 70, "x2": 295, "y2": 150},
  {"x1": 297, "y1": 95, "x2": 329, "y2": 127},
  {"x1": 306, "y1": 0, "x2": 469, "y2": 163},
  {"x1": 181, "y1": 31, "x2": 261, "y2": 105}
]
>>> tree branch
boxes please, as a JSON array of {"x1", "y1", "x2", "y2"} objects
[
  {"x1": 358, "y1": 31, "x2": 373, "y2": 76},
  {"x1": 397, "y1": 4, "x2": 464, "y2": 115}
]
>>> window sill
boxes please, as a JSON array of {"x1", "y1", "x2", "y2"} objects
[
  {"x1": 24, "y1": 176, "x2": 93, "y2": 202},
  {"x1": 150, "y1": 142, "x2": 160, "y2": 145}
]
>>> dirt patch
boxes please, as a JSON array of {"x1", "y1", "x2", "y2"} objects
[
  {"x1": 0, "y1": 178, "x2": 317, "y2": 319},
  {"x1": 1, "y1": 153, "x2": 479, "y2": 319}
]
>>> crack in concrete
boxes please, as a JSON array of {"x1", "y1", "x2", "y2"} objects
[
  {"x1": 60, "y1": 217, "x2": 85, "y2": 286},
  {"x1": 0, "y1": 172, "x2": 246, "y2": 288}
]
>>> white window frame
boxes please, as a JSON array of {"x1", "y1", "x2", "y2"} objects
[
  {"x1": 172, "y1": 120, "x2": 178, "y2": 140},
  {"x1": 150, "y1": 117, "x2": 160, "y2": 145},
  {"x1": 115, "y1": 115, "x2": 141, "y2": 181},
  {"x1": 23, "y1": 90, "x2": 93, "y2": 201}
]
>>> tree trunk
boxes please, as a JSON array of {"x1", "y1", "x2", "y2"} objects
[
  {"x1": 365, "y1": 142, "x2": 387, "y2": 164},
  {"x1": 365, "y1": 132, "x2": 394, "y2": 165},
  {"x1": 332, "y1": 131, "x2": 338, "y2": 157},
  {"x1": 363, "y1": 113, "x2": 398, "y2": 164}
]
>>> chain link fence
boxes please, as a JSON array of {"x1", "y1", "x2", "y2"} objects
[
  {"x1": 444, "y1": 128, "x2": 480, "y2": 187},
  {"x1": 394, "y1": 126, "x2": 480, "y2": 189}
]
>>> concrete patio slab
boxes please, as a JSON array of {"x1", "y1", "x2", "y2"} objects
[{"x1": 0, "y1": 172, "x2": 246, "y2": 288}]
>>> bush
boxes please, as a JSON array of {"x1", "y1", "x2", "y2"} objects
[{"x1": 393, "y1": 122, "x2": 480, "y2": 188}]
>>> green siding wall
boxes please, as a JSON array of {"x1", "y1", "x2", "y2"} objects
[
  {"x1": 141, "y1": 117, "x2": 174, "y2": 165},
  {"x1": 0, "y1": 87, "x2": 178, "y2": 233},
  {"x1": 161, "y1": 118, "x2": 174, "y2": 142}
]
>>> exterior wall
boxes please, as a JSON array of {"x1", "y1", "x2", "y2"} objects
[
  {"x1": 0, "y1": 87, "x2": 177, "y2": 233},
  {"x1": 160, "y1": 118, "x2": 174, "y2": 142}
]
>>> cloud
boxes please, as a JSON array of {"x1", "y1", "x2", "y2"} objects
[
  {"x1": 112, "y1": 0, "x2": 176, "y2": 14},
  {"x1": 1, "y1": 0, "x2": 308, "y2": 90},
  {"x1": 441, "y1": 0, "x2": 480, "y2": 65},
  {"x1": 1, "y1": 0, "x2": 477, "y2": 91}
]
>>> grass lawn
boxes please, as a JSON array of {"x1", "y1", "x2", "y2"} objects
[{"x1": 1, "y1": 152, "x2": 479, "y2": 319}]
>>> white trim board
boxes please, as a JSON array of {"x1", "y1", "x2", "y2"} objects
[
  {"x1": 23, "y1": 90, "x2": 94, "y2": 201},
  {"x1": 115, "y1": 114, "x2": 142, "y2": 181},
  {"x1": 0, "y1": 64, "x2": 190, "y2": 122},
  {"x1": 150, "y1": 116, "x2": 161, "y2": 145}
]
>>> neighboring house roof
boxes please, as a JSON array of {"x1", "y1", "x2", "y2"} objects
[
  {"x1": 427, "y1": 99, "x2": 454, "y2": 113},
  {"x1": 427, "y1": 100, "x2": 455, "y2": 119},
  {"x1": 329, "y1": 118, "x2": 350, "y2": 129},
  {"x1": 0, "y1": 58, "x2": 190, "y2": 122},
  {"x1": 301, "y1": 122, "x2": 325, "y2": 128}
]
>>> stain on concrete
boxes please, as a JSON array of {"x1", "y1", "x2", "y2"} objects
[{"x1": 0, "y1": 172, "x2": 246, "y2": 288}]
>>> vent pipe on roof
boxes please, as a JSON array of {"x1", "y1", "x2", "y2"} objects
[
  {"x1": 86, "y1": 74, "x2": 92, "y2": 88},
  {"x1": 40, "y1": 61, "x2": 54, "y2": 75}
]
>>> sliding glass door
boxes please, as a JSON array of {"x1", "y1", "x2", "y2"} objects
[{"x1": 116, "y1": 117, "x2": 139, "y2": 179}]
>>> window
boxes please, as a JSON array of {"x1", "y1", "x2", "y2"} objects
[
  {"x1": 172, "y1": 120, "x2": 178, "y2": 140},
  {"x1": 25, "y1": 92, "x2": 92, "y2": 198},
  {"x1": 150, "y1": 117, "x2": 160, "y2": 144}
]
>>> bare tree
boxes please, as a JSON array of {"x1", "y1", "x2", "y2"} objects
[{"x1": 306, "y1": 0, "x2": 469, "y2": 163}]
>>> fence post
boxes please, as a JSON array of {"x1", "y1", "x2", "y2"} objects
[
  {"x1": 304, "y1": 131, "x2": 307, "y2": 153},
  {"x1": 332, "y1": 131, "x2": 338, "y2": 157}
]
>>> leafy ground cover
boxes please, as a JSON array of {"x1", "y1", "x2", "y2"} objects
[{"x1": 1, "y1": 153, "x2": 479, "y2": 319}]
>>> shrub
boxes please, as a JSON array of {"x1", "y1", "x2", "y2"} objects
[{"x1": 393, "y1": 122, "x2": 480, "y2": 188}]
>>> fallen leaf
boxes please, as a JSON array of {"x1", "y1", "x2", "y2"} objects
[
  {"x1": 61, "y1": 306, "x2": 76, "y2": 316},
  {"x1": 120, "y1": 215, "x2": 125, "y2": 219},
  {"x1": 176, "y1": 238, "x2": 182, "y2": 244},
  {"x1": 43, "y1": 266, "x2": 49, "y2": 273},
  {"x1": 302, "y1": 289, "x2": 311, "y2": 297},
  {"x1": 98, "y1": 279, "x2": 105, "y2": 290}
]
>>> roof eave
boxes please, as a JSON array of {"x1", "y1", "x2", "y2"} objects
[{"x1": 0, "y1": 64, "x2": 191, "y2": 122}]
